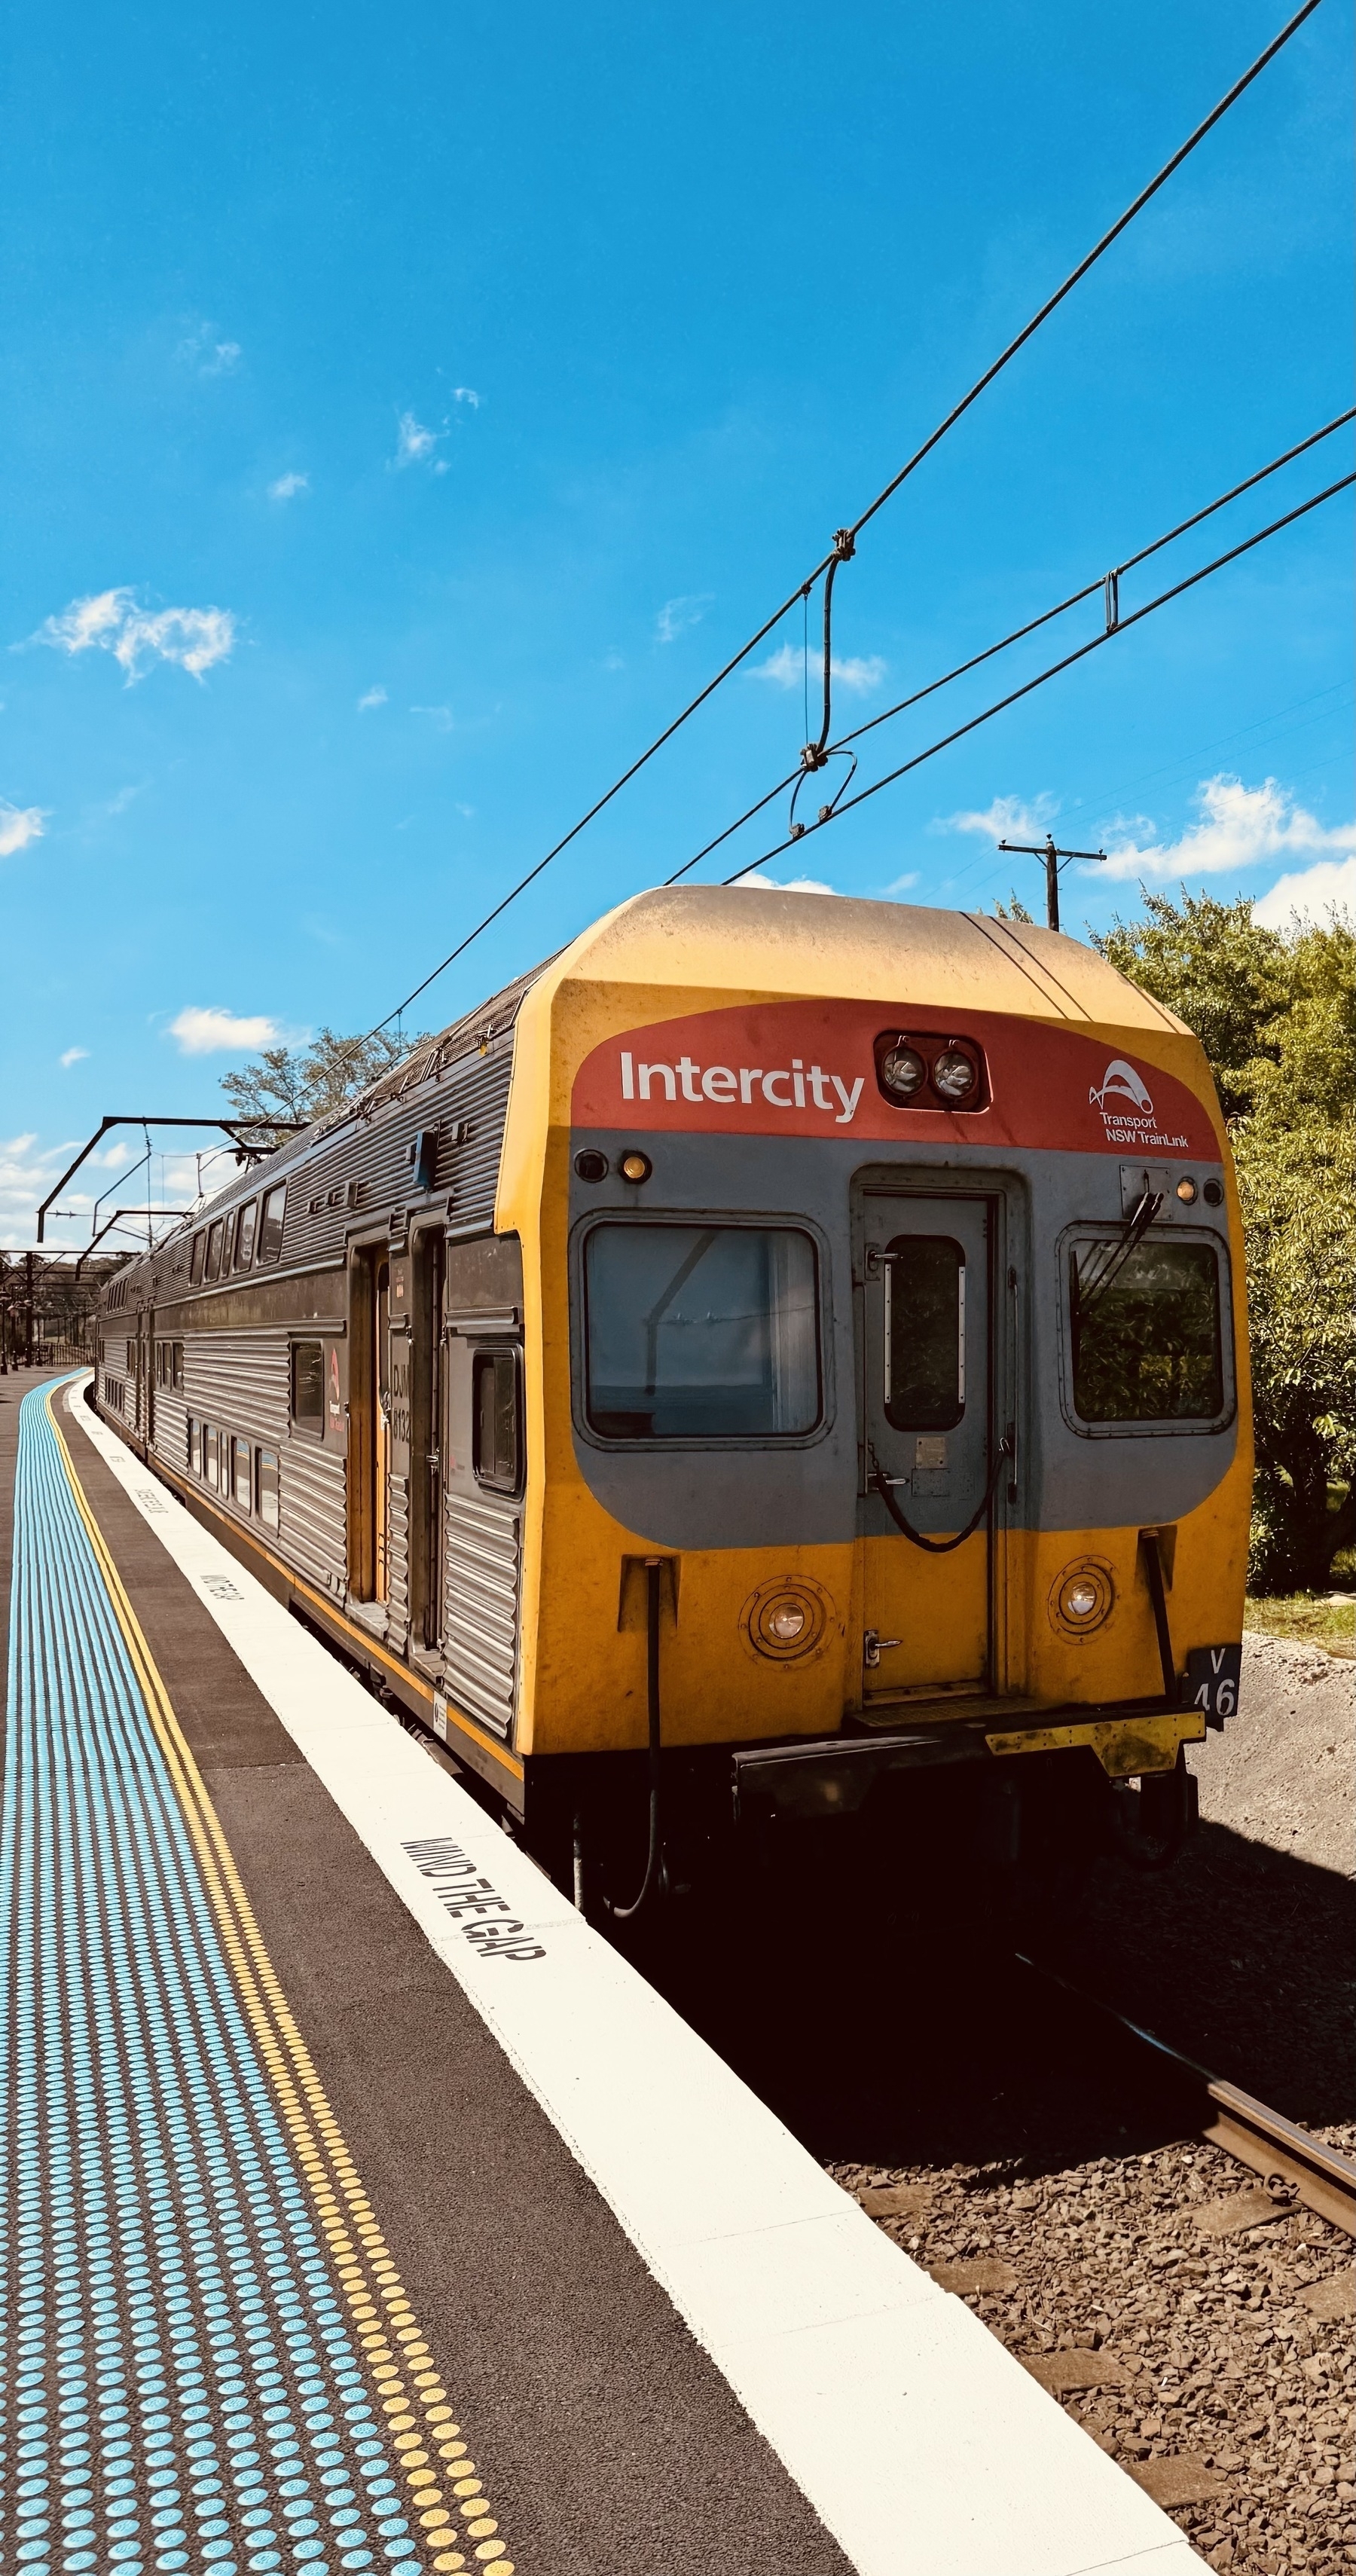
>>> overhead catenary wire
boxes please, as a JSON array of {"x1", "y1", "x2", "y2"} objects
[
  {"x1": 664, "y1": 407, "x2": 1355, "y2": 883},
  {"x1": 348, "y1": 0, "x2": 1323, "y2": 1047},
  {"x1": 829, "y1": 405, "x2": 1355, "y2": 765},
  {"x1": 716, "y1": 471, "x2": 1355, "y2": 885}
]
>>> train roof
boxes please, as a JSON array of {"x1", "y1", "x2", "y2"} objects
[
  {"x1": 533, "y1": 887, "x2": 1190, "y2": 1030},
  {"x1": 125, "y1": 889, "x2": 1189, "y2": 1260}
]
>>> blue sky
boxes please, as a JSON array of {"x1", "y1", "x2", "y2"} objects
[{"x1": 3, "y1": 0, "x2": 1352, "y2": 1245}]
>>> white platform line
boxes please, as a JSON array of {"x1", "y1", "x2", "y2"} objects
[{"x1": 70, "y1": 1390, "x2": 1205, "y2": 2576}]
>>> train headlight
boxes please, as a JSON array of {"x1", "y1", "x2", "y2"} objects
[
  {"x1": 741, "y1": 1577, "x2": 832, "y2": 1663},
  {"x1": 880, "y1": 1044, "x2": 927, "y2": 1099},
  {"x1": 1175, "y1": 1177, "x2": 1198, "y2": 1204},
  {"x1": 1049, "y1": 1557, "x2": 1115, "y2": 1638},
  {"x1": 619, "y1": 1150, "x2": 652, "y2": 1184},
  {"x1": 933, "y1": 1048, "x2": 978, "y2": 1104},
  {"x1": 767, "y1": 1600, "x2": 808, "y2": 1643}
]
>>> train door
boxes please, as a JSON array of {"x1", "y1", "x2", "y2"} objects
[
  {"x1": 437, "y1": 1315, "x2": 523, "y2": 1742},
  {"x1": 348, "y1": 1245, "x2": 393, "y2": 1608},
  {"x1": 410, "y1": 1227, "x2": 444, "y2": 1649},
  {"x1": 373, "y1": 1260, "x2": 391, "y2": 1603},
  {"x1": 859, "y1": 1190, "x2": 994, "y2": 1704}
]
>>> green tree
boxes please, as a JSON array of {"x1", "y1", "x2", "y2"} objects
[
  {"x1": 220, "y1": 1027, "x2": 424, "y2": 1146},
  {"x1": 1096, "y1": 890, "x2": 1292, "y2": 1117},
  {"x1": 1095, "y1": 893, "x2": 1356, "y2": 1588}
]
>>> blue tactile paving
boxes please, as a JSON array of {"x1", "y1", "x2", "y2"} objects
[{"x1": 1, "y1": 1386, "x2": 426, "y2": 2576}]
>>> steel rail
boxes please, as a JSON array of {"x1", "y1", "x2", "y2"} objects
[{"x1": 1018, "y1": 1954, "x2": 1356, "y2": 2237}]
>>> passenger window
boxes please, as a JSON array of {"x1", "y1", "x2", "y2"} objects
[
  {"x1": 884, "y1": 1236, "x2": 965, "y2": 1431},
  {"x1": 205, "y1": 1220, "x2": 225, "y2": 1282},
  {"x1": 190, "y1": 1233, "x2": 206, "y2": 1286},
  {"x1": 583, "y1": 1222, "x2": 820, "y2": 1438},
  {"x1": 173, "y1": 1342, "x2": 185, "y2": 1392},
  {"x1": 234, "y1": 1435, "x2": 252, "y2": 1511},
  {"x1": 255, "y1": 1447, "x2": 279, "y2": 1531},
  {"x1": 204, "y1": 1427, "x2": 220, "y2": 1492},
  {"x1": 257, "y1": 1184, "x2": 287, "y2": 1264},
  {"x1": 292, "y1": 1340, "x2": 324, "y2": 1431},
  {"x1": 472, "y1": 1349, "x2": 521, "y2": 1493},
  {"x1": 1069, "y1": 1239, "x2": 1224, "y2": 1422},
  {"x1": 234, "y1": 1199, "x2": 258, "y2": 1269},
  {"x1": 188, "y1": 1419, "x2": 201, "y2": 1475}
]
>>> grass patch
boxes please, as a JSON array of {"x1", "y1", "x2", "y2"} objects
[{"x1": 1245, "y1": 1592, "x2": 1356, "y2": 1650}]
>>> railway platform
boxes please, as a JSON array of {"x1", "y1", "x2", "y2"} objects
[{"x1": 2, "y1": 1367, "x2": 1208, "y2": 2576}]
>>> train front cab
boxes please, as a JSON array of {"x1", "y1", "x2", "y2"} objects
[{"x1": 497, "y1": 891, "x2": 1251, "y2": 1904}]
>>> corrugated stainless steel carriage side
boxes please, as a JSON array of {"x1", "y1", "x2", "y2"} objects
[{"x1": 93, "y1": 971, "x2": 539, "y2": 1804}]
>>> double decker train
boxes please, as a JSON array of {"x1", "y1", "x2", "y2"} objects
[{"x1": 95, "y1": 887, "x2": 1250, "y2": 1908}]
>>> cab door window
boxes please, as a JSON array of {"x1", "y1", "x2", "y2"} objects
[{"x1": 884, "y1": 1236, "x2": 965, "y2": 1430}]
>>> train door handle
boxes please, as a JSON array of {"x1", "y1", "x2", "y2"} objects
[{"x1": 863, "y1": 1630, "x2": 902, "y2": 1669}]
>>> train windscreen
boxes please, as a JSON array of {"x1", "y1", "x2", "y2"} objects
[
  {"x1": 584, "y1": 1223, "x2": 820, "y2": 1438},
  {"x1": 1070, "y1": 1238, "x2": 1223, "y2": 1422}
]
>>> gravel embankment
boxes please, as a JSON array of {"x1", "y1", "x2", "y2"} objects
[{"x1": 832, "y1": 1634, "x2": 1355, "y2": 2576}]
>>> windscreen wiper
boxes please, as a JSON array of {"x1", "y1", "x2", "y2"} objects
[{"x1": 1076, "y1": 1185, "x2": 1164, "y2": 1319}]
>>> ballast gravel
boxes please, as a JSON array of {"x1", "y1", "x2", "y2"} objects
[
  {"x1": 829, "y1": 1633, "x2": 1355, "y2": 2576},
  {"x1": 832, "y1": 2138, "x2": 1355, "y2": 2576}
]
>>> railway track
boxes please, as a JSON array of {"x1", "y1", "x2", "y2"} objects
[{"x1": 1019, "y1": 1952, "x2": 1356, "y2": 2238}]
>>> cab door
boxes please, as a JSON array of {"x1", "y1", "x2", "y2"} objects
[{"x1": 859, "y1": 1190, "x2": 993, "y2": 1704}]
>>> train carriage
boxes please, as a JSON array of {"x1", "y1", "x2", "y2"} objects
[{"x1": 96, "y1": 888, "x2": 1251, "y2": 1902}]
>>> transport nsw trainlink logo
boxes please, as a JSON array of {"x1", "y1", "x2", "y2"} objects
[
  {"x1": 620, "y1": 1050, "x2": 866, "y2": 1124},
  {"x1": 1089, "y1": 1056, "x2": 1190, "y2": 1151},
  {"x1": 1090, "y1": 1058, "x2": 1154, "y2": 1115}
]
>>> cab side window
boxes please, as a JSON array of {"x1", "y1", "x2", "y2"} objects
[
  {"x1": 257, "y1": 1184, "x2": 287, "y2": 1265},
  {"x1": 472, "y1": 1349, "x2": 521, "y2": 1494},
  {"x1": 291, "y1": 1340, "x2": 324, "y2": 1435}
]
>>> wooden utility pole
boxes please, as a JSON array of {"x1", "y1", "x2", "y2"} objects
[{"x1": 997, "y1": 834, "x2": 1107, "y2": 933}]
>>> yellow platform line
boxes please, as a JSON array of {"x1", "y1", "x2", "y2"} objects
[{"x1": 48, "y1": 1388, "x2": 515, "y2": 2576}]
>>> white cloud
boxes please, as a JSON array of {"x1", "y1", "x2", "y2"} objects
[
  {"x1": 1253, "y1": 856, "x2": 1356, "y2": 927},
  {"x1": 751, "y1": 644, "x2": 886, "y2": 695},
  {"x1": 179, "y1": 324, "x2": 242, "y2": 377},
  {"x1": 411, "y1": 704, "x2": 454, "y2": 732},
  {"x1": 32, "y1": 588, "x2": 236, "y2": 683},
  {"x1": 268, "y1": 471, "x2": 310, "y2": 501},
  {"x1": 59, "y1": 1047, "x2": 89, "y2": 1068},
  {"x1": 167, "y1": 1007, "x2": 279, "y2": 1056},
  {"x1": 0, "y1": 801, "x2": 47, "y2": 857},
  {"x1": 357, "y1": 685, "x2": 388, "y2": 711},
  {"x1": 452, "y1": 387, "x2": 481, "y2": 409},
  {"x1": 741, "y1": 871, "x2": 838, "y2": 895},
  {"x1": 939, "y1": 790, "x2": 1060, "y2": 845},
  {"x1": 881, "y1": 871, "x2": 920, "y2": 894},
  {"x1": 0, "y1": 1132, "x2": 83, "y2": 1239},
  {"x1": 35, "y1": 588, "x2": 133, "y2": 654},
  {"x1": 1098, "y1": 774, "x2": 1356, "y2": 885},
  {"x1": 115, "y1": 606, "x2": 235, "y2": 681},
  {"x1": 394, "y1": 411, "x2": 441, "y2": 468},
  {"x1": 655, "y1": 594, "x2": 713, "y2": 645}
]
